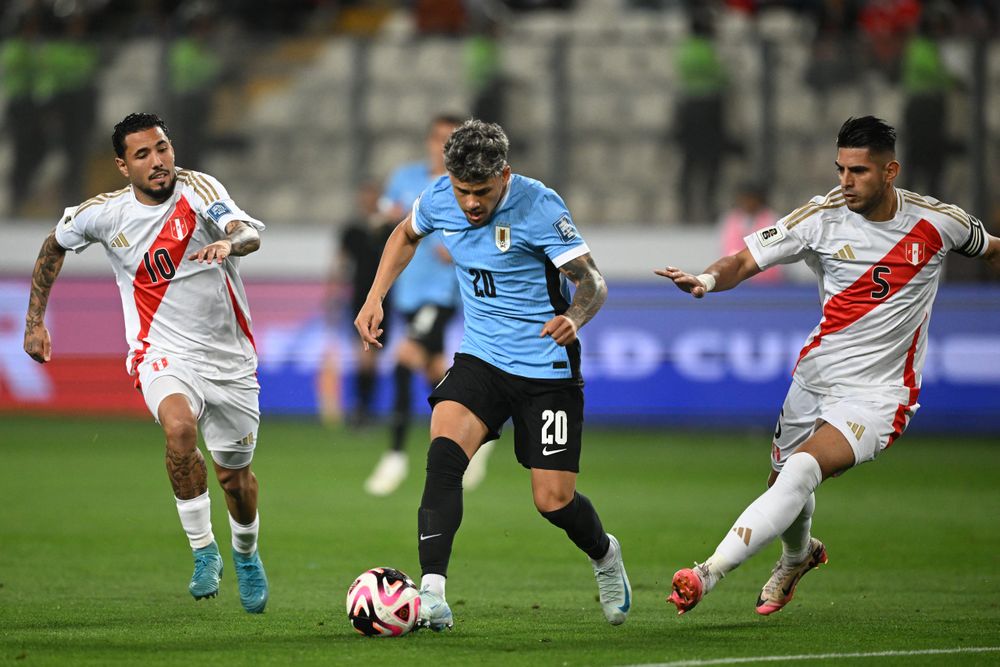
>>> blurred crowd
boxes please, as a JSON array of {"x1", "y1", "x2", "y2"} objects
[{"x1": 1, "y1": 0, "x2": 997, "y2": 242}]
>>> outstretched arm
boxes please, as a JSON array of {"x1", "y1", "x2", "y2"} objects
[
  {"x1": 655, "y1": 247, "x2": 762, "y2": 298},
  {"x1": 187, "y1": 220, "x2": 261, "y2": 263},
  {"x1": 541, "y1": 252, "x2": 607, "y2": 346},
  {"x1": 354, "y1": 215, "x2": 422, "y2": 350},
  {"x1": 24, "y1": 230, "x2": 67, "y2": 363}
]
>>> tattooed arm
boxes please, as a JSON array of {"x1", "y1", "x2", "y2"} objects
[
  {"x1": 187, "y1": 220, "x2": 261, "y2": 264},
  {"x1": 24, "y1": 230, "x2": 68, "y2": 363},
  {"x1": 540, "y1": 253, "x2": 608, "y2": 346}
]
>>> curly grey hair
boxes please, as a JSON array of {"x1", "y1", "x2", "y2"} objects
[{"x1": 443, "y1": 120, "x2": 509, "y2": 183}]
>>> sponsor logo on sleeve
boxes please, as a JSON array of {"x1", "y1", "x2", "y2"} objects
[
  {"x1": 553, "y1": 215, "x2": 578, "y2": 243},
  {"x1": 207, "y1": 202, "x2": 232, "y2": 222},
  {"x1": 756, "y1": 225, "x2": 785, "y2": 247}
]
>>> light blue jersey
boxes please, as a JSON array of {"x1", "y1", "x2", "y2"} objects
[
  {"x1": 411, "y1": 174, "x2": 590, "y2": 380},
  {"x1": 382, "y1": 162, "x2": 460, "y2": 313}
]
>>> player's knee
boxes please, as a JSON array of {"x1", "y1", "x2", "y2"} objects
[
  {"x1": 216, "y1": 465, "x2": 255, "y2": 498},
  {"x1": 533, "y1": 485, "x2": 574, "y2": 514},
  {"x1": 161, "y1": 414, "x2": 197, "y2": 451}
]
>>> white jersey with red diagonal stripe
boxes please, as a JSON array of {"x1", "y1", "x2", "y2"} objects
[
  {"x1": 54, "y1": 168, "x2": 265, "y2": 381},
  {"x1": 745, "y1": 187, "x2": 988, "y2": 404}
]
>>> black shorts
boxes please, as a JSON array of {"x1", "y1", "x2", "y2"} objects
[
  {"x1": 428, "y1": 353, "x2": 584, "y2": 472},
  {"x1": 402, "y1": 304, "x2": 456, "y2": 356}
]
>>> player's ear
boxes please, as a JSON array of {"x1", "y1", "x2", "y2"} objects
[
  {"x1": 884, "y1": 158, "x2": 900, "y2": 184},
  {"x1": 115, "y1": 156, "x2": 129, "y2": 179}
]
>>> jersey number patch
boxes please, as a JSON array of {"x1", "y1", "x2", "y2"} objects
[
  {"x1": 469, "y1": 268, "x2": 496, "y2": 298},
  {"x1": 143, "y1": 248, "x2": 178, "y2": 284},
  {"x1": 870, "y1": 265, "x2": 891, "y2": 300}
]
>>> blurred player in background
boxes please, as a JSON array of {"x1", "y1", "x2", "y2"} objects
[
  {"x1": 23, "y1": 113, "x2": 270, "y2": 614},
  {"x1": 364, "y1": 114, "x2": 495, "y2": 496},
  {"x1": 658, "y1": 116, "x2": 999, "y2": 616},
  {"x1": 356, "y1": 120, "x2": 631, "y2": 630},
  {"x1": 326, "y1": 179, "x2": 396, "y2": 427}
]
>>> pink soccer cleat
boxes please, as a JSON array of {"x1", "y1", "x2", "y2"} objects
[
  {"x1": 755, "y1": 538, "x2": 828, "y2": 616},
  {"x1": 666, "y1": 564, "x2": 707, "y2": 615}
]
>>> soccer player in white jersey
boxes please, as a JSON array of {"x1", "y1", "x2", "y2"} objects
[
  {"x1": 658, "y1": 116, "x2": 999, "y2": 616},
  {"x1": 23, "y1": 113, "x2": 270, "y2": 613}
]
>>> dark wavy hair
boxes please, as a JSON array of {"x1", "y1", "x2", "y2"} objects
[
  {"x1": 443, "y1": 119, "x2": 509, "y2": 183},
  {"x1": 112, "y1": 113, "x2": 170, "y2": 158},
  {"x1": 837, "y1": 116, "x2": 896, "y2": 156}
]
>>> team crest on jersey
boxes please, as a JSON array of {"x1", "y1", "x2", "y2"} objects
[
  {"x1": 553, "y1": 215, "x2": 578, "y2": 243},
  {"x1": 208, "y1": 201, "x2": 232, "y2": 222},
  {"x1": 170, "y1": 217, "x2": 189, "y2": 241},
  {"x1": 495, "y1": 224, "x2": 511, "y2": 252},
  {"x1": 905, "y1": 241, "x2": 925, "y2": 266}
]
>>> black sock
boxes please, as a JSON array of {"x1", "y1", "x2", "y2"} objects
[
  {"x1": 390, "y1": 365, "x2": 412, "y2": 452},
  {"x1": 541, "y1": 492, "x2": 610, "y2": 561},
  {"x1": 418, "y1": 437, "x2": 469, "y2": 577},
  {"x1": 356, "y1": 368, "x2": 375, "y2": 416}
]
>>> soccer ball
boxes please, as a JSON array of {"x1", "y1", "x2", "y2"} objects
[{"x1": 346, "y1": 567, "x2": 421, "y2": 637}]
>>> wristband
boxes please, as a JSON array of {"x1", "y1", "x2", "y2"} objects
[{"x1": 696, "y1": 273, "x2": 716, "y2": 293}]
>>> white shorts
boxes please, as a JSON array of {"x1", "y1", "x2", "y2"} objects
[
  {"x1": 770, "y1": 380, "x2": 919, "y2": 472},
  {"x1": 137, "y1": 353, "x2": 260, "y2": 469}
]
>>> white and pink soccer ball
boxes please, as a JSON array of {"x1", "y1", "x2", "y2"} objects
[{"x1": 346, "y1": 567, "x2": 421, "y2": 637}]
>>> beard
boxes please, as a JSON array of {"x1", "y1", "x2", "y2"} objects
[{"x1": 137, "y1": 172, "x2": 177, "y2": 204}]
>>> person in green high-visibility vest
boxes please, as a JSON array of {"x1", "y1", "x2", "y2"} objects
[
  {"x1": 35, "y1": 10, "x2": 100, "y2": 207},
  {"x1": 167, "y1": 7, "x2": 221, "y2": 172},
  {"x1": 1, "y1": 8, "x2": 44, "y2": 215}
]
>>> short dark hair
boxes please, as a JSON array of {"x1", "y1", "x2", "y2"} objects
[
  {"x1": 444, "y1": 119, "x2": 509, "y2": 183},
  {"x1": 112, "y1": 113, "x2": 170, "y2": 158},
  {"x1": 836, "y1": 116, "x2": 896, "y2": 156}
]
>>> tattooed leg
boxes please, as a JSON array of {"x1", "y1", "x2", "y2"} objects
[{"x1": 159, "y1": 394, "x2": 207, "y2": 499}]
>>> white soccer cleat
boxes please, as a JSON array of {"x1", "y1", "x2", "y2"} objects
[
  {"x1": 591, "y1": 534, "x2": 632, "y2": 625},
  {"x1": 463, "y1": 440, "x2": 495, "y2": 491},
  {"x1": 364, "y1": 450, "x2": 408, "y2": 496},
  {"x1": 416, "y1": 589, "x2": 454, "y2": 631},
  {"x1": 755, "y1": 537, "x2": 828, "y2": 615}
]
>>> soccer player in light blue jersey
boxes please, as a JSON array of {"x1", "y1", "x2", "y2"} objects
[
  {"x1": 364, "y1": 114, "x2": 493, "y2": 496},
  {"x1": 355, "y1": 120, "x2": 631, "y2": 630}
]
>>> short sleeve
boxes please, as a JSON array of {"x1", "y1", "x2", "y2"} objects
[
  {"x1": 186, "y1": 171, "x2": 265, "y2": 233},
  {"x1": 744, "y1": 216, "x2": 810, "y2": 270},
  {"x1": 952, "y1": 213, "x2": 988, "y2": 258},
  {"x1": 54, "y1": 205, "x2": 98, "y2": 253},
  {"x1": 533, "y1": 192, "x2": 589, "y2": 268},
  {"x1": 411, "y1": 188, "x2": 437, "y2": 237}
]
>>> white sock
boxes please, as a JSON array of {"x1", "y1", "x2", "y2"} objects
[
  {"x1": 229, "y1": 512, "x2": 259, "y2": 555},
  {"x1": 781, "y1": 492, "x2": 815, "y2": 564},
  {"x1": 176, "y1": 491, "x2": 214, "y2": 549},
  {"x1": 705, "y1": 453, "x2": 822, "y2": 582},
  {"x1": 420, "y1": 573, "x2": 446, "y2": 598}
]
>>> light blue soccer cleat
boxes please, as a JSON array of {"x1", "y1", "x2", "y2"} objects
[
  {"x1": 416, "y1": 589, "x2": 454, "y2": 631},
  {"x1": 591, "y1": 534, "x2": 632, "y2": 625},
  {"x1": 233, "y1": 548, "x2": 269, "y2": 614},
  {"x1": 189, "y1": 541, "x2": 223, "y2": 600}
]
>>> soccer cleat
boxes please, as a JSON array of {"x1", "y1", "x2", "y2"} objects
[
  {"x1": 463, "y1": 440, "x2": 494, "y2": 491},
  {"x1": 189, "y1": 541, "x2": 223, "y2": 600},
  {"x1": 591, "y1": 534, "x2": 632, "y2": 625},
  {"x1": 416, "y1": 589, "x2": 453, "y2": 631},
  {"x1": 233, "y1": 548, "x2": 269, "y2": 614},
  {"x1": 364, "y1": 450, "x2": 408, "y2": 496},
  {"x1": 755, "y1": 538, "x2": 827, "y2": 616},
  {"x1": 666, "y1": 563, "x2": 709, "y2": 615}
]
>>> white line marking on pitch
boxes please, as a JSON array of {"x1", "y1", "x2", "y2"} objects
[{"x1": 623, "y1": 646, "x2": 1000, "y2": 667}]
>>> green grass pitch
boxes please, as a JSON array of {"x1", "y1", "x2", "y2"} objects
[{"x1": 1, "y1": 415, "x2": 998, "y2": 666}]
